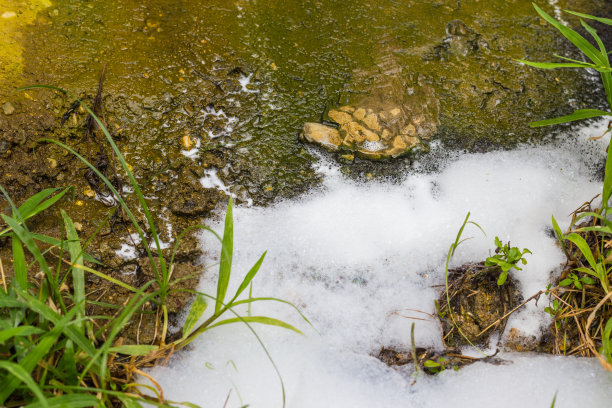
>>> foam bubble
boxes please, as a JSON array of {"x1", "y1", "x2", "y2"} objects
[{"x1": 148, "y1": 120, "x2": 611, "y2": 407}]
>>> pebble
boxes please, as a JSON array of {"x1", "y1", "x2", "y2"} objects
[{"x1": 2, "y1": 102, "x2": 15, "y2": 115}]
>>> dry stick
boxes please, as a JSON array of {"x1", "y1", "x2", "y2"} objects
[
  {"x1": 572, "y1": 313, "x2": 589, "y2": 357},
  {"x1": 476, "y1": 289, "x2": 546, "y2": 338},
  {"x1": 0, "y1": 257, "x2": 6, "y2": 293},
  {"x1": 585, "y1": 291, "x2": 612, "y2": 371},
  {"x1": 132, "y1": 367, "x2": 164, "y2": 403}
]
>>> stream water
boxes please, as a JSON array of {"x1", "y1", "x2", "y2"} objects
[
  {"x1": 149, "y1": 121, "x2": 612, "y2": 407},
  {"x1": 3, "y1": 0, "x2": 612, "y2": 406}
]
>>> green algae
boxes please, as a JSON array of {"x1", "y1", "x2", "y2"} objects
[{"x1": 2, "y1": 0, "x2": 611, "y2": 202}]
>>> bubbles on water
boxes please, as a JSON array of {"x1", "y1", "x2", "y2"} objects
[{"x1": 148, "y1": 120, "x2": 612, "y2": 407}]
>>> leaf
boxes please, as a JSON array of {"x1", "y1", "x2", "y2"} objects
[
  {"x1": 424, "y1": 360, "x2": 440, "y2": 368},
  {"x1": 12, "y1": 233, "x2": 27, "y2": 290},
  {"x1": 533, "y1": 3, "x2": 604, "y2": 66},
  {"x1": 0, "y1": 306, "x2": 78, "y2": 404},
  {"x1": 581, "y1": 276, "x2": 596, "y2": 285},
  {"x1": 603, "y1": 122, "x2": 612, "y2": 207},
  {"x1": 61, "y1": 210, "x2": 86, "y2": 334},
  {"x1": 497, "y1": 270, "x2": 508, "y2": 286},
  {"x1": 529, "y1": 109, "x2": 612, "y2": 127},
  {"x1": 25, "y1": 394, "x2": 100, "y2": 408},
  {"x1": 117, "y1": 396, "x2": 145, "y2": 408},
  {"x1": 565, "y1": 233, "x2": 598, "y2": 269},
  {"x1": 31, "y1": 233, "x2": 101, "y2": 265},
  {"x1": 231, "y1": 251, "x2": 266, "y2": 303},
  {"x1": 20, "y1": 187, "x2": 70, "y2": 222},
  {"x1": 0, "y1": 326, "x2": 45, "y2": 344},
  {"x1": 182, "y1": 294, "x2": 207, "y2": 338},
  {"x1": 57, "y1": 339, "x2": 78, "y2": 385},
  {"x1": 206, "y1": 316, "x2": 304, "y2": 335},
  {"x1": 559, "y1": 278, "x2": 573, "y2": 287},
  {"x1": 0, "y1": 361, "x2": 49, "y2": 408},
  {"x1": 565, "y1": 10, "x2": 612, "y2": 26},
  {"x1": 216, "y1": 198, "x2": 234, "y2": 314},
  {"x1": 109, "y1": 344, "x2": 159, "y2": 356},
  {"x1": 517, "y1": 59, "x2": 609, "y2": 70},
  {"x1": 1, "y1": 214, "x2": 53, "y2": 289}
]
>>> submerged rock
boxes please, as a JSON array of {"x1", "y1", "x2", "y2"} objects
[
  {"x1": 301, "y1": 95, "x2": 436, "y2": 160},
  {"x1": 299, "y1": 122, "x2": 343, "y2": 152}
]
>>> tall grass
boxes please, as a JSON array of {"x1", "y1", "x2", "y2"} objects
[
  {"x1": 521, "y1": 3, "x2": 612, "y2": 370},
  {"x1": 0, "y1": 85, "x2": 309, "y2": 406}
]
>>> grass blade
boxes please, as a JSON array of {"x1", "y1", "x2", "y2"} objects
[
  {"x1": 533, "y1": 3, "x2": 604, "y2": 66},
  {"x1": 0, "y1": 306, "x2": 78, "y2": 403},
  {"x1": 0, "y1": 361, "x2": 49, "y2": 408},
  {"x1": 11, "y1": 234, "x2": 27, "y2": 290},
  {"x1": 565, "y1": 233, "x2": 598, "y2": 269},
  {"x1": 0, "y1": 326, "x2": 45, "y2": 344},
  {"x1": 206, "y1": 316, "x2": 303, "y2": 335},
  {"x1": 529, "y1": 109, "x2": 612, "y2": 127},
  {"x1": 108, "y1": 345, "x2": 159, "y2": 356},
  {"x1": 230, "y1": 251, "x2": 266, "y2": 303},
  {"x1": 565, "y1": 10, "x2": 612, "y2": 26},
  {"x1": 61, "y1": 210, "x2": 86, "y2": 334},
  {"x1": 1, "y1": 214, "x2": 54, "y2": 292},
  {"x1": 216, "y1": 198, "x2": 234, "y2": 314},
  {"x1": 182, "y1": 294, "x2": 207, "y2": 338}
]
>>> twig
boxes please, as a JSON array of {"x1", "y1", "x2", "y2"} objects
[
  {"x1": 0, "y1": 257, "x2": 6, "y2": 293},
  {"x1": 585, "y1": 291, "x2": 612, "y2": 371}
]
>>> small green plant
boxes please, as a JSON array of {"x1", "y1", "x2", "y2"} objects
[
  {"x1": 423, "y1": 357, "x2": 456, "y2": 374},
  {"x1": 485, "y1": 237, "x2": 532, "y2": 286},
  {"x1": 559, "y1": 272, "x2": 596, "y2": 290},
  {"x1": 520, "y1": 3, "x2": 612, "y2": 213},
  {"x1": 544, "y1": 299, "x2": 561, "y2": 317},
  {"x1": 0, "y1": 85, "x2": 310, "y2": 407},
  {"x1": 602, "y1": 317, "x2": 612, "y2": 363}
]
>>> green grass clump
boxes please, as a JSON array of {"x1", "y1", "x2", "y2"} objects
[
  {"x1": 0, "y1": 86, "x2": 308, "y2": 406},
  {"x1": 520, "y1": 3, "x2": 612, "y2": 371}
]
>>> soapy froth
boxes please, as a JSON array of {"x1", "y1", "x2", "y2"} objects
[{"x1": 148, "y1": 121, "x2": 611, "y2": 407}]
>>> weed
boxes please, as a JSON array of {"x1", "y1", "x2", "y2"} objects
[
  {"x1": 0, "y1": 85, "x2": 309, "y2": 406},
  {"x1": 423, "y1": 357, "x2": 457, "y2": 374},
  {"x1": 520, "y1": 4, "x2": 612, "y2": 371},
  {"x1": 485, "y1": 237, "x2": 531, "y2": 286}
]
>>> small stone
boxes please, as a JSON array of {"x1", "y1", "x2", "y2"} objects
[
  {"x1": 83, "y1": 187, "x2": 96, "y2": 198},
  {"x1": 181, "y1": 134, "x2": 195, "y2": 149},
  {"x1": 2, "y1": 102, "x2": 15, "y2": 115},
  {"x1": 328, "y1": 110, "x2": 353, "y2": 125},
  {"x1": 341, "y1": 122, "x2": 379, "y2": 144},
  {"x1": 402, "y1": 124, "x2": 416, "y2": 136},
  {"x1": 392, "y1": 135, "x2": 407, "y2": 150},
  {"x1": 390, "y1": 108, "x2": 401, "y2": 117},
  {"x1": 381, "y1": 129, "x2": 392, "y2": 140},
  {"x1": 353, "y1": 108, "x2": 366, "y2": 121},
  {"x1": 300, "y1": 122, "x2": 343, "y2": 151},
  {"x1": 73, "y1": 222, "x2": 83, "y2": 232},
  {"x1": 1, "y1": 11, "x2": 16, "y2": 19},
  {"x1": 401, "y1": 134, "x2": 420, "y2": 147},
  {"x1": 339, "y1": 106, "x2": 355, "y2": 113},
  {"x1": 47, "y1": 158, "x2": 57, "y2": 168},
  {"x1": 363, "y1": 113, "x2": 381, "y2": 131}
]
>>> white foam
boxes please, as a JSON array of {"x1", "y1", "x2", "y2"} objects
[{"x1": 148, "y1": 121, "x2": 612, "y2": 407}]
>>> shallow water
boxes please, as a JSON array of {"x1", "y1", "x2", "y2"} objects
[{"x1": 148, "y1": 121, "x2": 612, "y2": 407}]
